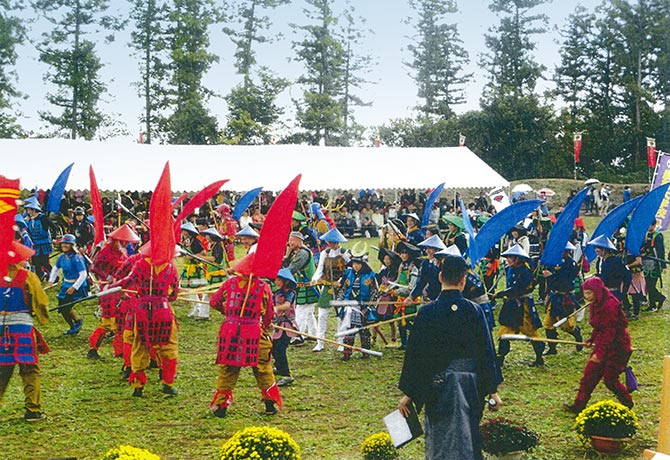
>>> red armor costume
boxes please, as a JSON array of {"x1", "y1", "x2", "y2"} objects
[
  {"x1": 0, "y1": 244, "x2": 50, "y2": 421},
  {"x1": 208, "y1": 272, "x2": 282, "y2": 417},
  {"x1": 216, "y1": 204, "x2": 238, "y2": 263},
  {"x1": 115, "y1": 252, "x2": 145, "y2": 372},
  {"x1": 88, "y1": 241, "x2": 127, "y2": 357},
  {"x1": 118, "y1": 257, "x2": 179, "y2": 396}
]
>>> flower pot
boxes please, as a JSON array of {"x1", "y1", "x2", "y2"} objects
[
  {"x1": 485, "y1": 452, "x2": 524, "y2": 460},
  {"x1": 590, "y1": 435, "x2": 628, "y2": 455}
]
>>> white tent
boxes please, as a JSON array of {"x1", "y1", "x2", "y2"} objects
[{"x1": 1, "y1": 139, "x2": 509, "y2": 192}]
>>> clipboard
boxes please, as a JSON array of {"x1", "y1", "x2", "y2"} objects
[{"x1": 383, "y1": 403, "x2": 423, "y2": 448}]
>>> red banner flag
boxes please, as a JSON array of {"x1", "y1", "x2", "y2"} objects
[
  {"x1": 252, "y1": 175, "x2": 302, "y2": 278},
  {"x1": 574, "y1": 132, "x2": 582, "y2": 163},
  {"x1": 173, "y1": 180, "x2": 229, "y2": 239},
  {"x1": 149, "y1": 162, "x2": 175, "y2": 265},
  {"x1": 647, "y1": 137, "x2": 657, "y2": 168},
  {"x1": 0, "y1": 175, "x2": 20, "y2": 278},
  {"x1": 89, "y1": 166, "x2": 105, "y2": 246}
]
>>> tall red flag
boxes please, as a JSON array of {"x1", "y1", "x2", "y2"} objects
[
  {"x1": 89, "y1": 166, "x2": 105, "y2": 245},
  {"x1": 647, "y1": 137, "x2": 657, "y2": 168},
  {"x1": 173, "y1": 180, "x2": 229, "y2": 239},
  {"x1": 0, "y1": 175, "x2": 20, "y2": 278},
  {"x1": 149, "y1": 162, "x2": 175, "y2": 265},
  {"x1": 252, "y1": 175, "x2": 302, "y2": 278},
  {"x1": 574, "y1": 132, "x2": 582, "y2": 163}
]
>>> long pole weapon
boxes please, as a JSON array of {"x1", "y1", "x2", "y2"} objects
[
  {"x1": 273, "y1": 324, "x2": 382, "y2": 357},
  {"x1": 335, "y1": 310, "x2": 421, "y2": 338},
  {"x1": 48, "y1": 286, "x2": 122, "y2": 312}
]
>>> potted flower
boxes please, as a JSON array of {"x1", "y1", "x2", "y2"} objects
[
  {"x1": 219, "y1": 426, "x2": 301, "y2": 460},
  {"x1": 479, "y1": 417, "x2": 539, "y2": 459},
  {"x1": 574, "y1": 400, "x2": 639, "y2": 455},
  {"x1": 361, "y1": 432, "x2": 399, "y2": 460}
]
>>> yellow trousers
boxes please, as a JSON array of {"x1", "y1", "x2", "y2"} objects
[
  {"x1": 0, "y1": 364, "x2": 41, "y2": 412},
  {"x1": 130, "y1": 320, "x2": 178, "y2": 388},
  {"x1": 498, "y1": 303, "x2": 540, "y2": 338},
  {"x1": 215, "y1": 335, "x2": 274, "y2": 401}
]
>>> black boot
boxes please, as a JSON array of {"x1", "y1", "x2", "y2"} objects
[
  {"x1": 530, "y1": 342, "x2": 545, "y2": 367},
  {"x1": 572, "y1": 327, "x2": 583, "y2": 352},
  {"x1": 544, "y1": 329, "x2": 558, "y2": 355},
  {"x1": 264, "y1": 400, "x2": 277, "y2": 415},
  {"x1": 132, "y1": 387, "x2": 143, "y2": 397}
]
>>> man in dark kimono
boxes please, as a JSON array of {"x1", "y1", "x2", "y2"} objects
[{"x1": 398, "y1": 255, "x2": 502, "y2": 460}]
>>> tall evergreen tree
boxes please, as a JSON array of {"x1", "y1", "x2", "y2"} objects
[
  {"x1": 34, "y1": 0, "x2": 122, "y2": 140},
  {"x1": 406, "y1": 0, "x2": 471, "y2": 119},
  {"x1": 128, "y1": 0, "x2": 170, "y2": 144},
  {"x1": 292, "y1": 0, "x2": 346, "y2": 146},
  {"x1": 222, "y1": 0, "x2": 289, "y2": 145},
  {"x1": 554, "y1": 5, "x2": 596, "y2": 121},
  {"x1": 0, "y1": 0, "x2": 25, "y2": 138},
  {"x1": 481, "y1": 0, "x2": 547, "y2": 100},
  {"x1": 164, "y1": 0, "x2": 220, "y2": 144},
  {"x1": 477, "y1": 0, "x2": 563, "y2": 179},
  {"x1": 340, "y1": 6, "x2": 373, "y2": 146}
]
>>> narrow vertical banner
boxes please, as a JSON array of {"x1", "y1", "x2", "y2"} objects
[
  {"x1": 573, "y1": 132, "x2": 582, "y2": 163},
  {"x1": 89, "y1": 166, "x2": 105, "y2": 246},
  {"x1": 459, "y1": 133, "x2": 466, "y2": 147},
  {"x1": 648, "y1": 137, "x2": 658, "y2": 168},
  {"x1": 652, "y1": 152, "x2": 670, "y2": 231},
  {"x1": 0, "y1": 175, "x2": 20, "y2": 278}
]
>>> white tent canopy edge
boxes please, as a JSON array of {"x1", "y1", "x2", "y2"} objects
[{"x1": 0, "y1": 139, "x2": 509, "y2": 192}]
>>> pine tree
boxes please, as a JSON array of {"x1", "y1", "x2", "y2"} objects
[
  {"x1": 222, "y1": 0, "x2": 289, "y2": 145},
  {"x1": 34, "y1": 0, "x2": 123, "y2": 140},
  {"x1": 481, "y1": 0, "x2": 547, "y2": 100},
  {"x1": 0, "y1": 0, "x2": 25, "y2": 138},
  {"x1": 406, "y1": 0, "x2": 471, "y2": 119},
  {"x1": 478, "y1": 0, "x2": 563, "y2": 179},
  {"x1": 292, "y1": 0, "x2": 346, "y2": 146},
  {"x1": 128, "y1": 0, "x2": 170, "y2": 144},
  {"x1": 164, "y1": 0, "x2": 221, "y2": 144},
  {"x1": 340, "y1": 6, "x2": 374, "y2": 146}
]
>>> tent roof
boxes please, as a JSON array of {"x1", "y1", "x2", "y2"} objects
[{"x1": 1, "y1": 139, "x2": 509, "y2": 192}]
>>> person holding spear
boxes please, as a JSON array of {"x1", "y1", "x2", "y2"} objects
[
  {"x1": 564, "y1": 276, "x2": 633, "y2": 414},
  {"x1": 541, "y1": 241, "x2": 584, "y2": 355},
  {"x1": 0, "y1": 241, "x2": 51, "y2": 421},
  {"x1": 47, "y1": 234, "x2": 87, "y2": 335},
  {"x1": 490, "y1": 244, "x2": 545, "y2": 367}
]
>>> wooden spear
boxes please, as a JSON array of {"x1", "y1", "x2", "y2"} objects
[{"x1": 273, "y1": 324, "x2": 383, "y2": 357}]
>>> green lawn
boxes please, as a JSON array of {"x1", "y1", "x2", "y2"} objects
[{"x1": 2, "y1": 216, "x2": 670, "y2": 459}]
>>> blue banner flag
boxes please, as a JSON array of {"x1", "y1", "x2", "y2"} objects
[
  {"x1": 584, "y1": 196, "x2": 642, "y2": 262},
  {"x1": 540, "y1": 187, "x2": 589, "y2": 267},
  {"x1": 625, "y1": 183, "x2": 670, "y2": 256},
  {"x1": 470, "y1": 200, "x2": 541, "y2": 266},
  {"x1": 422, "y1": 183, "x2": 445, "y2": 227},
  {"x1": 46, "y1": 163, "x2": 74, "y2": 214},
  {"x1": 232, "y1": 187, "x2": 263, "y2": 221}
]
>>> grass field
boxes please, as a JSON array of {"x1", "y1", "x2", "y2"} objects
[{"x1": 2, "y1": 215, "x2": 670, "y2": 459}]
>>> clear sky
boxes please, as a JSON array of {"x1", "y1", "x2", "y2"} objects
[{"x1": 11, "y1": 0, "x2": 601, "y2": 141}]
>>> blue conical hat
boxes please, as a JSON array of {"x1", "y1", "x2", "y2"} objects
[
  {"x1": 418, "y1": 234, "x2": 447, "y2": 250},
  {"x1": 587, "y1": 234, "x2": 617, "y2": 251},
  {"x1": 501, "y1": 244, "x2": 530, "y2": 259},
  {"x1": 180, "y1": 221, "x2": 199, "y2": 235},
  {"x1": 277, "y1": 268, "x2": 297, "y2": 287},
  {"x1": 236, "y1": 225, "x2": 260, "y2": 238},
  {"x1": 202, "y1": 227, "x2": 223, "y2": 240},
  {"x1": 24, "y1": 199, "x2": 41, "y2": 211},
  {"x1": 320, "y1": 227, "x2": 347, "y2": 243},
  {"x1": 436, "y1": 244, "x2": 462, "y2": 257}
]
